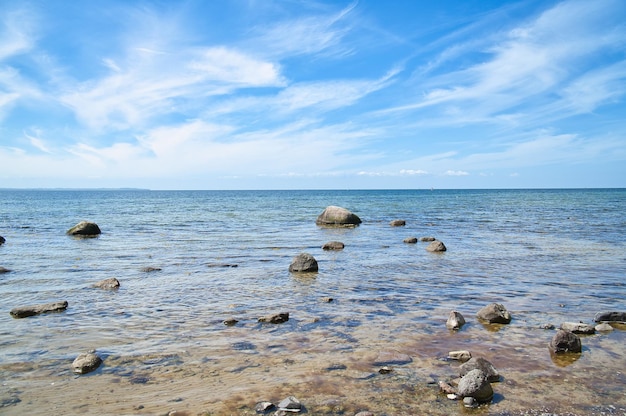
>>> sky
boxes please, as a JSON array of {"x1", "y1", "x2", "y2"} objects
[{"x1": 1, "y1": 0, "x2": 625, "y2": 190}]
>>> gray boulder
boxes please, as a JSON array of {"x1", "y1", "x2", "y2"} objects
[
  {"x1": 390, "y1": 220, "x2": 406, "y2": 226},
  {"x1": 316, "y1": 206, "x2": 361, "y2": 226},
  {"x1": 403, "y1": 237, "x2": 418, "y2": 244},
  {"x1": 457, "y1": 369, "x2": 494, "y2": 403},
  {"x1": 72, "y1": 351, "x2": 102, "y2": 374},
  {"x1": 322, "y1": 241, "x2": 345, "y2": 250},
  {"x1": 258, "y1": 312, "x2": 289, "y2": 324},
  {"x1": 560, "y1": 322, "x2": 595, "y2": 335},
  {"x1": 477, "y1": 303, "x2": 511, "y2": 324},
  {"x1": 550, "y1": 329, "x2": 582, "y2": 353},
  {"x1": 419, "y1": 236, "x2": 436, "y2": 242},
  {"x1": 10, "y1": 301, "x2": 68, "y2": 318},
  {"x1": 459, "y1": 357, "x2": 500, "y2": 382},
  {"x1": 278, "y1": 396, "x2": 302, "y2": 412},
  {"x1": 446, "y1": 310, "x2": 466, "y2": 330},
  {"x1": 93, "y1": 278, "x2": 120, "y2": 290},
  {"x1": 289, "y1": 253, "x2": 318, "y2": 272},
  {"x1": 67, "y1": 221, "x2": 101, "y2": 236},
  {"x1": 594, "y1": 311, "x2": 626, "y2": 323},
  {"x1": 0, "y1": 267, "x2": 11, "y2": 274},
  {"x1": 426, "y1": 240, "x2": 447, "y2": 252}
]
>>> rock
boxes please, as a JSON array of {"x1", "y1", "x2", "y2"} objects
[
  {"x1": 448, "y1": 350, "x2": 472, "y2": 362},
  {"x1": 0, "y1": 235, "x2": 5, "y2": 245},
  {"x1": 0, "y1": 267, "x2": 11, "y2": 274},
  {"x1": 463, "y1": 396, "x2": 479, "y2": 408},
  {"x1": 10, "y1": 301, "x2": 69, "y2": 318},
  {"x1": 459, "y1": 357, "x2": 500, "y2": 382},
  {"x1": 140, "y1": 266, "x2": 162, "y2": 272},
  {"x1": 457, "y1": 369, "x2": 494, "y2": 403},
  {"x1": 594, "y1": 311, "x2": 626, "y2": 323},
  {"x1": 390, "y1": 220, "x2": 406, "y2": 226},
  {"x1": 560, "y1": 322, "x2": 595, "y2": 335},
  {"x1": 595, "y1": 322, "x2": 613, "y2": 332},
  {"x1": 373, "y1": 350, "x2": 412, "y2": 366},
  {"x1": 550, "y1": 329, "x2": 582, "y2": 353},
  {"x1": 426, "y1": 240, "x2": 446, "y2": 252},
  {"x1": 207, "y1": 263, "x2": 238, "y2": 268},
  {"x1": 255, "y1": 401, "x2": 275, "y2": 412},
  {"x1": 278, "y1": 396, "x2": 301, "y2": 411},
  {"x1": 72, "y1": 351, "x2": 102, "y2": 374},
  {"x1": 258, "y1": 312, "x2": 289, "y2": 324},
  {"x1": 66, "y1": 221, "x2": 101, "y2": 236},
  {"x1": 289, "y1": 253, "x2": 318, "y2": 272},
  {"x1": 316, "y1": 206, "x2": 361, "y2": 226},
  {"x1": 419, "y1": 236, "x2": 436, "y2": 242},
  {"x1": 320, "y1": 297, "x2": 334, "y2": 303},
  {"x1": 322, "y1": 241, "x2": 345, "y2": 250},
  {"x1": 378, "y1": 366, "x2": 393, "y2": 374},
  {"x1": 223, "y1": 318, "x2": 239, "y2": 326},
  {"x1": 403, "y1": 237, "x2": 417, "y2": 244},
  {"x1": 540, "y1": 323, "x2": 555, "y2": 330},
  {"x1": 446, "y1": 310, "x2": 466, "y2": 330},
  {"x1": 355, "y1": 412, "x2": 375, "y2": 416},
  {"x1": 93, "y1": 278, "x2": 120, "y2": 289},
  {"x1": 438, "y1": 380, "x2": 457, "y2": 395},
  {"x1": 476, "y1": 303, "x2": 511, "y2": 324}
]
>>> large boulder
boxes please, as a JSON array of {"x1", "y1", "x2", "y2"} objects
[
  {"x1": 316, "y1": 206, "x2": 361, "y2": 226},
  {"x1": 426, "y1": 240, "x2": 447, "y2": 252},
  {"x1": 289, "y1": 253, "x2": 318, "y2": 272},
  {"x1": 477, "y1": 303, "x2": 511, "y2": 324},
  {"x1": 594, "y1": 311, "x2": 626, "y2": 323},
  {"x1": 67, "y1": 221, "x2": 101, "y2": 236},
  {"x1": 10, "y1": 301, "x2": 69, "y2": 318},
  {"x1": 93, "y1": 278, "x2": 120, "y2": 290},
  {"x1": 457, "y1": 369, "x2": 494, "y2": 403},
  {"x1": 459, "y1": 357, "x2": 500, "y2": 382},
  {"x1": 550, "y1": 329, "x2": 582, "y2": 353}
]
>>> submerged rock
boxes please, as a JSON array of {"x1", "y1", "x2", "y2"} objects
[
  {"x1": 426, "y1": 240, "x2": 447, "y2": 252},
  {"x1": 93, "y1": 278, "x2": 120, "y2": 290},
  {"x1": 594, "y1": 311, "x2": 626, "y2": 323},
  {"x1": 457, "y1": 369, "x2": 493, "y2": 403},
  {"x1": 72, "y1": 351, "x2": 102, "y2": 374},
  {"x1": 476, "y1": 303, "x2": 511, "y2": 324},
  {"x1": 0, "y1": 267, "x2": 11, "y2": 274},
  {"x1": 403, "y1": 237, "x2": 418, "y2": 244},
  {"x1": 322, "y1": 241, "x2": 345, "y2": 250},
  {"x1": 550, "y1": 329, "x2": 582, "y2": 353},
  {"x1": 258, "y1": 312, "x2": 289, "y2": 324},
  {"x1": 0, "y1": 236, "x2": 5, "y2": 245},
  {"x1": 373, "y1": 350, "x2": 412, "y2": 366},
  {"x1": 316, "y1": 206, "x2": 361, "y2": 226},
  {"x1": 448, "y1": 350, "x2": 472, "y2": 362},
  {"x1": 560, "y1": 322, "x2": 595, "y2": 335},
  {"x1": 140, "y1": 266, "x2": 162, "y2": 273},
  {"x1": 223, "y1": 318, "x2": 239, "y2": 326},
  {"x1": 446, "y1": 310, "x2": 466, "y2": 330},
  {"x1": 10, "y1": 301, "x2": 69, "y2": 318},
  {"x1": 66, "y1": 221, "x2": 101, "y2": 236},
  {"x1": 419, "y1": 236, "x2": 436, "y2": 242},
  {"x1": 459, "y1": 357, "x2": 500, "y2": 382},
  {"x1": 289, "y1": 253, "x2": 318, "y2": 272},
  {"x1": 389, "y1": 219, "x2": 406, "y2": 226}
]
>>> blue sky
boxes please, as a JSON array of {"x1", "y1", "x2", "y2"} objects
[{"x1": 1, "y1": 0, "x2": 625, "y2": 189}]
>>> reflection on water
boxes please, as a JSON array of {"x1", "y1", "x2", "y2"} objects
[{"x1": 0, "y1": 189, "x2": 625, "y2": 414}]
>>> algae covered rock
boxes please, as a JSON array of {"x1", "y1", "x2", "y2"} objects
[{"x1": 67, "y1": 221, "x2": 101, "y2": 236}]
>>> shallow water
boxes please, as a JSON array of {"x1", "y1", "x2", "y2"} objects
[{"x1": 0, "y1": 189, "x2": 625, "y2": 415}]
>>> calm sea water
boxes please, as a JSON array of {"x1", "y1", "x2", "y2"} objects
[{"x1": 1, "y1": 189, "x2": 625, "y2": 415}]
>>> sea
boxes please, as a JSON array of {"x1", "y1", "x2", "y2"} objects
[{"x1": 0, "y1": 188, "x2": 624, "y2": 415}]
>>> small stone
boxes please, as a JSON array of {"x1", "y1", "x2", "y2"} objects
[
  {"x1": 595, "y1": 323, "x2": 614, "y2": 332},
  {"x1": 289, "y1": 253, "x2": 318, "y2": 273},
  {"x1": 140, "y1": 266, "x2": 162, "y2": 272},
  {"x1": 354, "y1": 412, "x2": 374, "y2": 416},
  {"x1": 560, "y1": 322, "x2": 595, "y2": 335},
  {"x1": 0, "y1": 267, "x2": 11, "y2": 274},
  {"x1": 446, "y1": 310, "x2": 466, "y2": 330},
  {"x1": 93, "y1": 278, "x2": 120, "y2": 289},
  {"x1": 459, "y1": 357, "x2": 500, "y2": 382},
  {"x1": 446, "y1": 393, "x2": 458, "y2": 400},
  {"x1": 320, "y1": 297, "x2": 334, "y2": 303},
  {"x1": 403, "y1": 237, "x2": 417, "y2": 244},
  {"x1": 390, "y1": 220, "x2": 406, "y2": 226},
  {"x1": 258, "y1": 312, "x2": 289, "y2": 324},
  {"x1": 419, "y1": 236, "x2": 436, "y2": 242},
  {"x1": 278, "y1": 396, "x2": 301, "y2": 411},
  {"x1": 463, "y1": 396, "x2": 479, "y2": 408},
  {"x1": 448, "y1": 350, "x2": 472, "y2": 362},
  {"x1": 0, "y1": 236, "x2": 5, "y2": 245},
  {"x1": 550, "y1": 329, "x2": 582, "y2": 353},
  {"x1": 72, "y1": 351, "x2": 102, "y2": 374},
  {"x1": 255, "y1": 401, "x2": 275, "y2": 413},
  {"x1": 223, "y1": 318, "x2": 239, "y2": 326},
  {"x1": 540, "y1": 323, "x2": 555, "y2": 330},
  {"x1": 426, "y1": 240, "x2": 447, "y2": 252},
  {"x1": 476, "y1": 303, "x2": 511, "y2": 324},
  {"x1": 438, "y1": 380, "x2": 457, "y2": 395},
  {"x1": 322, "y1": 241, "x2": 345, "y2": 250},
  {"x1": 378, "y1": 366, "x2": 393, "y2": 374}
]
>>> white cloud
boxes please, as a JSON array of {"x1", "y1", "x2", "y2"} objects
[
  {"x1": 0, "y1": 7, "x2": 35, "y2": 61},
  {"x1": 444, "y1": 170, "x2": 469, "y2": 176}
]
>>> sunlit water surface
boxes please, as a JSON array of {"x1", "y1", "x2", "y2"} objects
[{"x1": 0, "y1": 189, "x2": 624, "y2": 415}]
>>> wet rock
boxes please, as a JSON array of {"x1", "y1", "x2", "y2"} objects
[
  {"x1": 278, "y1": 396, "x2": 301, "y2": 412},
  {"x1": 0, "y1": 266, "x2": 11, "y2": 274},
  {"x1": 594, "y1": 311, "x2": 626, "y2": 323},
  {"x1": 426, "y1": 240, "x2": 447, "y2": 252},
  {"x1": 446, "y1": 310, "x2": 466, "y2": 330},
  {"x1": 419, "y1": 236, "x2": 436, "y2": 242},
  {"x1": 140, "y1": 266, "x2": 162, "y2": 273},
  {"x1": 463, "y1": 396, "x2": 479, "y2": 408},
  {"x1": 389, "y1": 219, "x2": 406, "y2": 226},
  {"x1": 66, "y1": 221, "x2": 101, "y2": 236},
  {"x1": 72, "y1": 351, "x2": 102, "y2": 374},
  {"x1": 560, "y1": 322, "x2": 595, "y2": 335},
  {"x1": 93, "y1": 277, "x2": 120, "y2": 290},
  {"x1": 258, "y1": 312, "x2": 289, "y2": 324},
  {"x1": 550, "y1": 329, "x2": 582, "y2": 353},
  {"x1": 316, "y1": 206, "x2": 361, "y2": 226},
  {"x1": 0, "y1": 235, "x2": 5, "y2": 245},
  {"x1": 10, "y1": 300, "x2": 69, "y2": 318},
  {"x1": 289, "y1": 253, "x2": 318, "y2": 273},
  {"x1": 403, "y1": 237, "x2": 418, "y2": 244},
  {"x1": 438, "y1": 380, "x2": 457, "y2": 395},
  {"x1": 223, "y1": 318, "x2": 239, "y2": 326},
  {"x1": 322, "y1": 241, "x2": 345, "y2": 250},
  {"x1": 255, "y1": 401, "x2": 275, "y2": 413},
  {"x1": 448, "y1": 350, "x2": 472, "y2": 362},
  {"x1": 595, "y1": 322, "x2": 614, "y2": 332},
  {"x1": 457, "y1": 369, "x2": 494, "y2": 403},
  {"x1": 207, "y1": 263, "x2": 238, "y2": 268},
  {"x1": 476, "y1": 303, "x2": 511, "y2": 324},
  {"x1": 540, "y1": 323, "x2": 555, "y2": 330},
  {"x1": 373, "y1": 350, "x2": 412, "y2": 366},
  {"x1": 320, "y1": 297, "x2": 334, "y2": 303},
  {"x1": 459, "y1": 357, "x2": 500, "y2": 382},
  {"x1": 378, "y1": 366, "x2": 393, "y2": 374}
]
